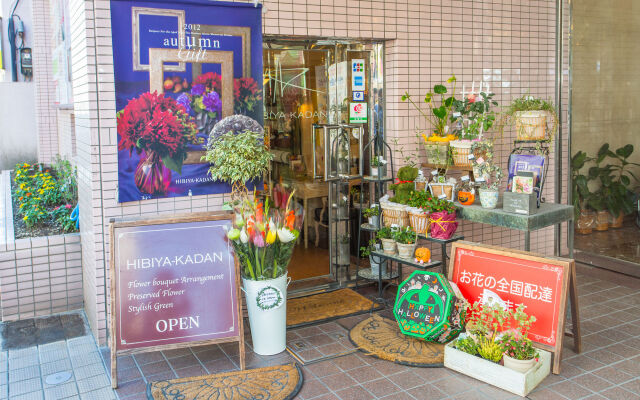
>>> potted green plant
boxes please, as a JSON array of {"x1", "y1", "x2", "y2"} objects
[
  {"x1": 371, "y1": 155, "x2": 387, "y2": 177},
  {"x1": 450, "y1": 92, "x2": 498, "y2": 167},
  {"x1": 588, "y1": 144, "x2": 639, "y2": 229},
  {"x1": 360, "y1": 238, "x2": 386, "y2": 276},
  {"x1": 499, "y1": 304, "x2": 538, "y2": 373},
  {"x1": 428, "y1": 197, "x2": 458, "y2": 240},
  {"x1": 571, "y1": 150, "x2": 596, "y2": 234},
  {"x1": 363, "y1": 205, "x2": 381, "y2": 227},
  {"x1": 393, "y1": 226, "x2": 417, "y2": 259},
  {"x1": 406, "y1": 190, "x2": 433, "y2": 235},
  {"x1": 446, "y1": 301, "x2": 550, "y2": 397},
  {"x1": 472, "y1": 153, "x2": 503, "y2": 209},
  {"x1": 499, "y1": 95, "x2": 558, "y2": 142},
  {"x1": 204, "y1": 129, "x2": 273, "y2": 200},
  {"x1": 402, "y1": 76, "x2": 458, "y2": 166},
  {"x1": 377, "y1": 226, "x2": 396, "y2": 255}
]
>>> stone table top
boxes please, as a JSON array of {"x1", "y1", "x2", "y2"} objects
[{"x1": 455, "y1": 202, "x2": 574, "y2": 232}]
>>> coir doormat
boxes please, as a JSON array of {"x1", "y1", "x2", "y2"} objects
[
  {"x1": 287, "y1": 288, "x2": 382, "y2": 328},
  {"x1": 147, "y1": 363, "x2": 303, "y2": 400},
  {"x1": 349, "y1": 315, "x2": 444, "y2": 367}
]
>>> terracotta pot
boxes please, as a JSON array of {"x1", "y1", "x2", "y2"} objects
[
  {"x1": 575, "y1": 209, "x2": 595, "y2": 235},
  {"x1": 610, "y1": 213, "x2": 624, "y2": 228},
  {"x1": 595, "y1": 210, "x2": 610, "y2": 231}
]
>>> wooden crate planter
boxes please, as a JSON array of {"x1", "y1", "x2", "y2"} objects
[{"x1": 444, "y1": 343, "x2": 551, "y2": 397}]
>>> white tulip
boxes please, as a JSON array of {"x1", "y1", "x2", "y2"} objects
[
  {"x1": 277, "y1": 228, "x2": 296, "y2": 243},
  {"x1": 240, "y1": 228, "x2": 249, "y2": 244}
]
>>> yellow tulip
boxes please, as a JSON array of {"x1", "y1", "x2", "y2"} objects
[{"x1": 266, "y1": 230, "x2": 276, "y2": 244}]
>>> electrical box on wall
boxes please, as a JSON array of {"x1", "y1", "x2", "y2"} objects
[{"x1": 20, "y1": 48, "x2": 32, "y2": 76}]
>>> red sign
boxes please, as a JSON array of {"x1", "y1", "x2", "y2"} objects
[{"x1": 449, "y1": 242, "x2": 570, "y2": 349}]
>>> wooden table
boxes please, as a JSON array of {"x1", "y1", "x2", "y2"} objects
[{"x1": 290, "y1": 180, "x2": 329, "y2": 249}]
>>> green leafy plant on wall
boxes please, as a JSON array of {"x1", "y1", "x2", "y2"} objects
[
  {"x1": 401, "y1": 76, "x2": 458, "y2": 137},
  {"x1": 204, "y1": 129, "x2": 272, "y2": 198}
]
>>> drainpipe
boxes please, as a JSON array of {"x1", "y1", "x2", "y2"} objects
[{"x1": 554, "y1": 0, "x2": 564, "y2": 257}]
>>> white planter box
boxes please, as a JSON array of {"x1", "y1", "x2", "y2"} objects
[{"x1": 444, "y1": 342, "x2": 550, "y2": 397}]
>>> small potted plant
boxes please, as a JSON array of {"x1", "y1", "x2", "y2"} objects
[
  {"x1": 377, "y1": 226, "x2": 396, "y2": 255},
  {"x1": 571, "y1": 151, "x2": 596, "y2": 234},
  {"x1": 363, "y1": 205, "x2": 381, "y2": 228},
  {"x1": 406, "y1": 190, "x2": 433, "y2": 234},
  {"x1": 393, "y1": 226, "x2": 417, "y2": 259},
  {"x1": 360, "y1": 238, "x2": 386, "y2": 276},
  {"x1": 336, "y1": 234, "x2": 350, "y2": 265},
  {"x1": 499, "y1": 304, "x2": 539, "y2": 372},
  {"x1": 371, "y1": 155, "x2": 387, "y2": 177},
  {"x1": 473, "y1": 154, "x2": 503, "y2": 209},
  {"x1": 429, "y1": 197, "x2": 458, "y2": 239},
  {"x1": 499, "y1": 95, "x2": 558, "y2": 142},
  {"x1": 402, "y1": 75, "x2": 458, "y2": 167},
  {"x1": 450, "y1": 91, "x2": 498, "y2": 167}
]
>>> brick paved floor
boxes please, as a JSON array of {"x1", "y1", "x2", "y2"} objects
[
  {"x1": 95, "y1": 269, "x2": 640, "y2": 400},
  {"x1": 3, "y1": 267, "x2": 639, "y2": 399}
]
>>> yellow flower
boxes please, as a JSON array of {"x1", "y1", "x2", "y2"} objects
[
  {"x1": 266, "y1": 230, "x2": 276, "y2": 244},
  {"x1": 23, "y1": 216, "x2": 28, "y2": 220}
]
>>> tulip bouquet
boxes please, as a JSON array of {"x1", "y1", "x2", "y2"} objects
[{"x1": 227, "y1": 191, "x2": 300, "y2": 280}]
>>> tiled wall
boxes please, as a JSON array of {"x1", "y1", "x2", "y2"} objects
[
  {"x1": 70, "y1": 0, "x2": 570, "y2": 344},
  {"x1": 32, "y1": 0, "x2": 60, "y2": 164},
  {"x1": 0, "y1": 171, "x2": 83, "y2": 321},
  {"x1": 56, "y1": 108, "x2": 77, "y2": 162}
]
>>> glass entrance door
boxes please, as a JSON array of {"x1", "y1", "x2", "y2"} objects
[{"x1": 263, "y1": 39, "x2": 384, "y2": 292}]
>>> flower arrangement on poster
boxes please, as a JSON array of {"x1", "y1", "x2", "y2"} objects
[{"x1": 110, "y1": 0, "x2": 263, "y2": 202}]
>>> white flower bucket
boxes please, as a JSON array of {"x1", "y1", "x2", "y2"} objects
[{"x1": 242, "y1": 274, "x2": 289, "y2": 355}]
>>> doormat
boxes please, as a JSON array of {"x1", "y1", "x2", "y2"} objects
[
  {"x1": 147, "y1": 363, "x2": 303, "y2": 400},
  {"x1": 286, "y1": 321, "x2": 356, "y2": 365},
  {"x1": 287, "y1": 288, "x2": 382, "y2": 328},
  {"x1": 349, "y1": 315, "x2": 444, "y2": 367}
]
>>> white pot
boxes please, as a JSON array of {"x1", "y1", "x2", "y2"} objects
[
  {"x1": 369, "y1": 254, "x2": 387, "y2": 276},
  {"x1": 242, "y1": 274, "x2": 288, "y2": 355},
  {"x1": 380, "y1": 238, "x2": 396, "y2": 255},
  {"x1": 396, "y1": 242, "x2": 416, "y2": 259},
  {"x1": 371, "y1": 165, "x2": 385, "y2": 177},
  {"x1": 367, "y1": 215, "x2": 380, "y2": 227},
  {"x1": 503, "y1": 354, "x2": 537, "y2": 373}
]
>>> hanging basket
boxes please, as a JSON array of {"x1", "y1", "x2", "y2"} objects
[
  {"x1": 449, "y1": 140, "x2": 473, "y2": 167},
  {"x1": 408, "y1": 209, "x2": 430, "y2": 235},
  {"x1": 381, "y1": 201, "x2": 409, "y2": 228},
  {"x1": 515, "y1": 111, "x2": 547, "y2": 141},
  {"x1": 423, "y1": 142, "x2": 450, "y2": 166}
]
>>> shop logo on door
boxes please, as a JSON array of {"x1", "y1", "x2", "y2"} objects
[
  {"x1": 349, "y1": 102, "x2": 367, "y2": 123},
  {"x1": 110, "y1": 0, "x2": 263, "y2": 203}
]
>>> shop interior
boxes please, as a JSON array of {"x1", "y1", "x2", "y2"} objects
[{"x1": 262, "y1": 39, "x2": 385, "y2": 293}]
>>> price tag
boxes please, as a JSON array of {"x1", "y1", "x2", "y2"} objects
[
  {"x1": 461, "y1": 175, "x2": 470, "y2": 181},
  {"x1": 431, "y1": 170, "x2": 439, "y2": 176},
  {"x1": 476, "y1": 177, "x2": 485, "y2": 183},
  {"x1": 468, "y1": 154, "x2": 475, "y2": 160},
  {"x1": 453, "y1": 112, "x2": 461, "y2": 118},
  {"x1": 438, "y1": 194, "x2": 447, "y2": 200}
]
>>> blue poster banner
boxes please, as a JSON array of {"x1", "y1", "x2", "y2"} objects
[{"x1": 110, "y1": 0, "x2": 263, "y2": 203}]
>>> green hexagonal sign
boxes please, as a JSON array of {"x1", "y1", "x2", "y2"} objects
[{"x1": 393, "y1": 271, "x2": 465, "y2": 342}]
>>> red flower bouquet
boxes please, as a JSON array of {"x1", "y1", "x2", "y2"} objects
[
  {"x1": 234, "y1": 77, "x2": 262, "y2": 114},
  {"x1": 117, "y1": 92, "x2": 197, "y2": 195}
]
